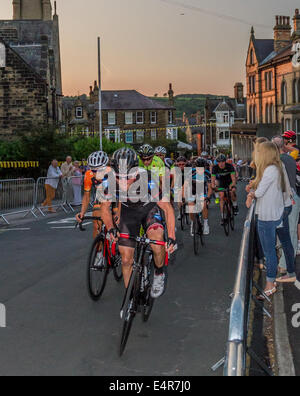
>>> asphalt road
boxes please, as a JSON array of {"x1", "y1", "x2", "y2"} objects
[{"x1": 0, "y1": 187, "x2": 247, "y2": 376}]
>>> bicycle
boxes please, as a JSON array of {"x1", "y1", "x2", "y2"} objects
[
  {"x1": 179, "y1": 200, "x2": 190, "y2": 231},
  {"x1": 118, "y1": 233, "x2": 169, "y2": 357},
  {"x1": 216, "y1": 188, "x2": 235, "y2": 237},
  {"x1": 192, "y1": 207, "x2": 206, "y2": 256},
  {"x1": 77, "y1": 216, "x2": 123, "y2": 301}
]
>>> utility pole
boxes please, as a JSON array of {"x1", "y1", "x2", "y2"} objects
[{"x1": 98, "y1": 37, "x2": 103, "y2": 151}]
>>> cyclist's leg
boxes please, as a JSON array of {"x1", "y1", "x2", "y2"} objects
[
  {"x1": 219, "y1": 190, "x2": 225, "y2": 216},
  {"x1": 92, "y1": 205, "x2": 102, "y2": 239},
  {"x1": 119, "y1": 246, "x2": 135, "y2": 288},
  {"x1": 145, "y1": 206, "x2": 165, "y2": 269},
  {"x1": 230, "y1": 185, "x2": 238, "y2": 214}
]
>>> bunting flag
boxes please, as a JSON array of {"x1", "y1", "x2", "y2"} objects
[{"x1": 0, "y1": 161, "x2": 40, "y2": 169}]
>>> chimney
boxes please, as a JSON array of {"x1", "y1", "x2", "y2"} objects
[
  {"x1": 274, "y1": 15, "x2": 292, "y2": 52},
  {"x1": 234, "y1": 83, "x2": 244, "y2": 104},
  {"x1": 168, "y1": 83, "x2": 174, "y2": 106},
  {"x1": 293, "y1": 9, "x2": 300, "y2": 40}
]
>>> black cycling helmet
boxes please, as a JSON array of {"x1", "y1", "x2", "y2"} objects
[
  {"x1": 164, "y1": 158, "x2": 174, "y2": 169},
  {"x1": 138, "y1": 144, "x2": 154, "y2": 158},
  {"x1": 195, "y1": 157, "x2": 207, "y2": 168},
  {"x1": 216, "y1": 154, "x2": 227, "y2": 163},
  {"x1": 176, "y1": 156, "x2": 187, "y2": 163},
  {"x1": 111, "y1": 148, "x2": 139, "y2": 174}
]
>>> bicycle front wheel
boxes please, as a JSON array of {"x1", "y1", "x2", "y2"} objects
[
  {"x1": 229, "y1": 203, "x2": 235, "y2": 231},
  {"x1": 119, "y1": 267, "x2": 141, "y2": 356},
  {"x1": 113, "y1": 246, "x2": 123, "y2": 283},
  {"x1": 223, "y1": 204, "x2": 230, "y2": 237},
  {"x1": 87, "y1": 235, "x2": 109, "y2": 301},
  {"x1": 193, "y1": 217, "x2": 200, "y2": 255}
]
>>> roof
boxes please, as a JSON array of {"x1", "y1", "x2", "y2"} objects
[
  {"x1": 94, "y1": 90, "x2": 174, "y2": 111},
  {"x1": 253, "y1": 39, "x2": 275, "y2": 64},
  {"x1": 213, "y1": 98, "x2": 247, "y2": 120}
]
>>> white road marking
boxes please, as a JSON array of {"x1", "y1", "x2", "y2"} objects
[
  {"x1": 0, "y1": 228, "x2": 31, "y2": 233},
  {"x1": 51, "y1": 222, "x2": 93, "y2": 229},
  {"x1": 47, "y1": 212, "x2": 93, "y2": 226}
]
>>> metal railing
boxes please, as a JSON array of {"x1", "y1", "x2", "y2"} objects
[
  {"x1": 0, "y1": 178, "x2": 37, "y2": 224},
  {"x1": 237, "y1": 165, "x2": 253, "y2": 182},
  {"x1": 35, "y1": 177, "x2": 70, "y2": 216},
  {"x1": 224, "y1": 201, "x2": 256, "y2": 376}
]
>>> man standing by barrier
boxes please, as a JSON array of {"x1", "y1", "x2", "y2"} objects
[
  {"x1": 42, "y1": 160, "x2": 62, "y2": 213},
  {"x1": 61, "y1": 156, "x2": 74, "y2": 204}
]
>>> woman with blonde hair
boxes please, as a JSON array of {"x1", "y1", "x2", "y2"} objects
[{"x1": 247, "y1": 142, "x2": 295, "y2": 298}]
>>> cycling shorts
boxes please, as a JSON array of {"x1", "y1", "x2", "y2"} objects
[{"x1": 118, "y1": 204, "x2": 164, "y2": 248}]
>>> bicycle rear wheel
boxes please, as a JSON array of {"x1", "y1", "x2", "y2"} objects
[
  {"x1": 119, "y1": 267, "x2": 141, "y2": 356},
  {"x1": 180, "y1": 206, "x2": 185, "y2": 231},
  {"x1": 193, "y1": 217, "x2": 200, "y2": 255},
  {"x1": 223, "y1": 204, "x2": 230, "y2": 237},
  {"x1": 87, "y1": 235, "x2": 109, "y2": 301}
]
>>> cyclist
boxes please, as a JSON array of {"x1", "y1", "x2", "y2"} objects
[
  {"x1": 211, "y1": 154, "x2": 238, "y2": 225},
  {"x1": 76, "y1": 151, "x2": 110, "y2": 239},
  {"x1": 155, "y1": 146, "x2": 167, "y2": 162},
  {"x1": 138, "y1": 144, "x2": 166, "y2": 179},
  {"x1": 282, "y1": 130, "x2": 299, "y2": 160},
  {"x1": 174, "y1": 156, "x2": 188, "y2": 220},
  {"x1": 99, "y1": 148, "x2": 176, "y2": 302},
  {"x1": 184, "y1": 158, "x2": 212, "y2": 236}
]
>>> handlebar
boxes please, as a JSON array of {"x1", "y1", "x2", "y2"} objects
[
  {"x1": 119, "y1": 233, "x2": 166, "y2": 246},
  {"x1": 76, "y1": 216, "x2": 102, "y2": 232}
]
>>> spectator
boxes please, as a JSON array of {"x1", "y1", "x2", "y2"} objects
[
  {"x1": 42, "y1": 160, "x2": 62, "y2": 213},
  {"x1": 247, "y1": 142, "x2": 295, "y2": 298},
  {"x1": 71, "y1": 161, "x2": 83, "y2": 206},
  {"x1": 80, "y1": 159, "x2": 89, "y2": 176},
  {"x1": 272, "y1": 135, "x2": 299, "y2": 277},
  {"x1": 61, "y1": 156, "x2": 74, "y2": 179}
]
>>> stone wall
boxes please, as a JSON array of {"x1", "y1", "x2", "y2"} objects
[{"x1": 0, "y1": 43, "x2": 47, "y2": 136}]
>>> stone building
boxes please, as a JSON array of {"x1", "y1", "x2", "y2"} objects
[
  {"x1": 204, "y1": 83, "x2": 246, "y2": 155},
  {"x1": 246, "y1": 10, "x2": 300, "y2": 143},
  {"x1": 63, "y1": 83, "x2": 178, "y2": 145},
  {"x1": 0, "y1": 0, "x2": 62, "y2": 136}
]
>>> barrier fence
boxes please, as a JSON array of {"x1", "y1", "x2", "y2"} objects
[
  {"x1": 0, "y1": 176, "x2": 89, "y2": 224},
  {"x1": 237, "y1": 165, "x2": 253, "y2": 182},
  {"x1": 223, "y1": 201, "x2": 273, "y2": 377},
  {"x1": 0, "y1": 179, "x2": 37, "y2": 225}
]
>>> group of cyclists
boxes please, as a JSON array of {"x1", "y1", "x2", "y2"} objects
[{"x1": 76, "y1": 144, "x2": 240, "y2": 312}]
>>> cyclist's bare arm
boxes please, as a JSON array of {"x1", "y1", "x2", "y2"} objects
[
  {"x1": 231, "y1": 173, "x2": 237, "y2": 188},
  {"x1": 76, "y1": 191, "x2": 90, "y2": 222},
  {"x1": 211, "y1": 175, "x2": 216, "y2": 190},
  {"x1": 100, "y1": 201, "x2": 115, "y2": 231},
  {"x1": 157, "y1": 201, "x2": 176, "y2": 241}
]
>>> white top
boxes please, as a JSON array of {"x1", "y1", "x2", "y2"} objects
[
  {"x1": 45, "y1": 166, "x2": 62, "y2": 189},
  {"x1": 255, "y1": 165, "x2": 284, "y2": 222}
]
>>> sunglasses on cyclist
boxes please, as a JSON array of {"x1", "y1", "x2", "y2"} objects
[{"x1": 141, "y1": 156, "x2": 154, "y2": 162}]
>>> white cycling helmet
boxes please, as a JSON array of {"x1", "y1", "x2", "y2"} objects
[
  {"x1": 155, "y1": 146, "x2": 167, "y2": 155},
  {"x1": 87, "y1": 151, "x2": 109, "y2": 169}
]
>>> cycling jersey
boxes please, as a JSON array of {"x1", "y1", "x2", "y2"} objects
[
  {"x1": 139, "y1": 155, "x2": 165, "y2": 177},
  {"x1": 84, "y1": 170, "x2": 109, "y2": 192},
  {"x1": 212, "y1": 163, "x2": 235, "y2": 190}
]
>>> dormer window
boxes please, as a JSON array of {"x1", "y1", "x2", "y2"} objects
[
  {"x1": 76, "y1": 107, "x2": 83, "y2": 119},
  {"x1": 250, "y1": 49, "x2": 254, "y2": 65},
  {"x1": 0, "y1": 43, "x2": 6, "y2": 68}
]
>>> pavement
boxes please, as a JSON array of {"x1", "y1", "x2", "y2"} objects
[
  {"x1": 281, "y1": 278, "x2": 300, "y2": 376},
  {"x1": 0, "y1": 189, "x2": 248, "y2": 376}
]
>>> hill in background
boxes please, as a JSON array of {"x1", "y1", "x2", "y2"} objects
[{"x1": 151, "y1": 94, "x2": 228, "y2": 118}]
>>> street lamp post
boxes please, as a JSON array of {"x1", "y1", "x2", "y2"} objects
[{"x1": 98, "y1": 37, "x2": 103, "y2": 151}]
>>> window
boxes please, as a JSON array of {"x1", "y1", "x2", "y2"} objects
[
  {"x1": 265, "y1": 72, "x2": 273, "y2": 91},
  {"x1": 295, "y1": 119, "x2": 300, "y2": 134},
  {"x1": 0, "y1": 43, "x2": 5, "y2": 68},
  {"x1": 223, "y1": 113, "x2": 229, "y2": 123},
  {"x1": 249, "y1": 75, "x2": 256, "y2": 94},
  {"x1": 168, "y1": 110, "x2": 173, "y2": 125},
  {"x1": 250, "y1": 49, "x2": 254, "y2": 65},
  {"x1": 136, "y1": 112, "x2": 144, "y2": 124},
  {"x1": 293, "y1": 80, "x2": 299, "y2": 104},
  {"x1": 125, "y1": 112, "x2": 133, "y2": 125},
  {"x1": 265, "y1": 73, "x2": 269, "y2": 92},
  {"x1": 151, "y1": 129, "x2": 157, "y2": 141},
  {"x1": 75, "y1": 107, "x2": 83, "y2": 119},
  {"x1": 108, "y1": 111, "x2": 116, "y2": 125},
  {"x1": 150, "y1": 111, "x2": 157, "y2": 124},
  {"x1": 125, "y1": 131, "x2": 133, "y2": 144},
  {"x1": 219, "y1": 131, "x2": 224, "y2": 140},
  {"x1": 281, "y1": 81, "x2": 287, "y2": 105},
  {"x1": 136, "y1": 130, "x2": 144, "y2": 143},
  {"x1": 225, "y1": 131, "x2": 230, "y2": 140},
  {"x1": 269, "y1": 103, "x2": 274, "y2": 123},
  {"x1": 265, "y1": 104, "x2": 269, "y2": 123},
  {"x1": 285, "y1": 119, "x2": 291, "y2": 131}
]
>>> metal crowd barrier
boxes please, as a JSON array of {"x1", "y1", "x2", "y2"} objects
[
  {"x1": 238, "y1": 165, "x2": 253, "y2": 182},
  {"x1": 35, "y1": 177, "x2": 69, "y2": 216},
  {"x1": 223, "y1": 201, "x2": 256, "y2": 376},
  {"x1": 0, "y1": 178, "x2": 37, "y2": 225}
]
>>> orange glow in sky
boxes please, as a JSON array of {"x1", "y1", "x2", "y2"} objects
[{"x1": 1, "y1": 0, "x2": 298, "y2": 97}]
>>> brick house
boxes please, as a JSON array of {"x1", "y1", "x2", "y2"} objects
[
  {"x1": 63, "y1": 83, "x2": 178, "y2": 145},
  {"x1": 0, "y1": 0, "x2": 63, "y2": 136},
  {"x1": 246, "y1": 10, "x2": 300, "y2": 143}
]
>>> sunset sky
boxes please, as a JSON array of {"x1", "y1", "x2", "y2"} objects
[{"x1": 1, "y1": 0, "x2": 300, "y2": 97}]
